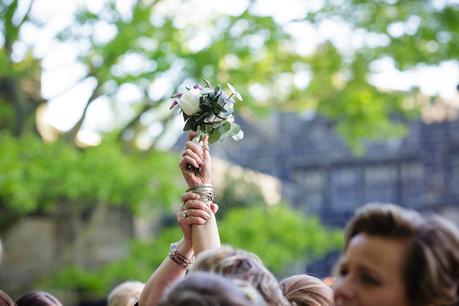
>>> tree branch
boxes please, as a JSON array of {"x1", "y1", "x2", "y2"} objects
[{"x1": 64, "y1": 83, "x2": 102, "y2": 143}]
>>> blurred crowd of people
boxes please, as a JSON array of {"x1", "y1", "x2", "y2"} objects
[{"x1": 1, "y1": 132, "x2": 458, "y2": 306}]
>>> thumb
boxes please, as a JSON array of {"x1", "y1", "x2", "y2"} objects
[{"x1": 210, "y1": 203, "x2": 219, "y2": 214}]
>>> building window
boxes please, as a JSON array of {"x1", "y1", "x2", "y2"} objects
[
  {"x1": 447, "y1": 152, "x2": 459, "y2": 199},
  {"x1": 293, "y1": 169, "x2": 324, "y2": 213},
  {"x1": 329, "y1": 167, "x2": 363, "y2": 211},
  {"x1": 400, "y1": 162, "x2": 423, "y2": 208},
  {"x1": 365, "y1": 165, "x2": 397, "y2": 204}
]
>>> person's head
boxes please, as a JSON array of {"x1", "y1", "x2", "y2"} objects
[
  {"x1": 410, "y1": 216, "x2": 459, "y2": 306},
  {"x1": 16, "y1": 291, "x2": 62, "y2": 306},
  {"x1": 191, "y1": 245, "x2": 290, "y2": 306},
  {"x1": 0, "y1": 290, "x2": 15, "y2": 306},
  {"x1": 334, "y1": 203, "x2": 459, "y2": 306},
  {"x1": 107, "y1": 281, "x2": 145, "y2": 306},
  {"x1": 157, "y1": 271, "x2": 265, "y2": 306},
  {"x1": 280, "y1": 274, "x2": 333, "y2": 306}
]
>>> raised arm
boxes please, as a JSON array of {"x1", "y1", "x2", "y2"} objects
[
  {"x1": 179, "y1": 132, "x2": 221, "y2": 254},
  {"x1": 138, "y1": 131, "x2": 220, "y2": 306},
  {"x1": 138, "y1": 194, "x2": 213, "y2": 306}
]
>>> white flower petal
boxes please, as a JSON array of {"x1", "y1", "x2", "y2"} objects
[
  {"x1": 232, "y1": 130, "x2": 244, "y2": 141},
  {"x1": 179, "y1": 88, "x2": 202, "y2": 116},
  {"x1": 227, "y1": 83, "x2": 243, "y2": 101}
]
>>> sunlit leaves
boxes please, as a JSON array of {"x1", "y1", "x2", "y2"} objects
[
  {"x1": 219, "y1": 206, "x2": 343, "y2": 273},
  {"x1": 0, "y1": 133, "x2": 183, "y2": 222}
]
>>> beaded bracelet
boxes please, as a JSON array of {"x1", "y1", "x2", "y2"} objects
[{"x1": 168, "y1": 242, "x2": 194, "y2": 269}]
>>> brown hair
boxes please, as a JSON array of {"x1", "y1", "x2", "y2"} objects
[
  {"x1": 280, "y1": 274, "x2": 333, "y2": 306},
  {"x1": 345, "y1": 203, "x2": 423, "y2": 249},
  {"x1": 157, "y1": 271, "x2": 264, "y2": 306},
  {"x1": 16, "y1": 291, "x2": 62, "y2": 306},
  {"x1": 344, "y1": 203, "x2": 459, "y2": 306},
  {"x1": 191, "y1": 246, "x2": 290, "y2": 306},
  {"x1": 406, "y1": 216, "x2": 459, "y2": 306},
  {"x1": 0, "y1": 290, "x2": 15, "y2": 306}
]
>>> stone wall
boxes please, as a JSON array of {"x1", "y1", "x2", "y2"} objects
[{"x1": 0, "y1": 206, "x2": 134, "y2": 303}]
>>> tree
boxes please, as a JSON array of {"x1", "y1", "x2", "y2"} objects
[
  {"x1": 43, "y1": 204, "x2": 343, "y2": 296},
  {"x1": 0, "y1": 0, "x2": 42, "y2": 136},
  {"x1": 299, "y1": 0, "x2": 459, "y2": 149},
  {"x1": 40, "y1": 0, "x2": 459, "y2": 150},
  {"x1": 1, "y1": 0, "x2": 457, "y2": 300},
  {"x1": 3, "y1": 0, "x2": 457, "y2": 149}
]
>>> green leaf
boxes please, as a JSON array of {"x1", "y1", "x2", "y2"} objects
[
  {"x1": 183, "y1": 118, "x2": 195, "y2": 131},
  {"x1": 219, "y1": 121, "x2": 232, "y2": 137},
  {"x1": 199, "y1": 124, "x2": 208, "y2": 133},
  {"x1": 208, "y1": 129, "x2": 221, "y2": 144},
  {"x1": 213, "y1": 103, "x2": 227, "y2": 114},
  {"x1": 182, "y1": 112, "x2": 189, "y2": 121}
]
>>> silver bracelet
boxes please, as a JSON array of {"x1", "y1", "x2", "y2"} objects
[{"x1": 187, "y1": 184, "x2": 214, "y2": 204}]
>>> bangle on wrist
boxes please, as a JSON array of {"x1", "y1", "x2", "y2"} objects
[
  {"x1": 186, "y1": 184, "x2": 214, "y2": 204},
  {"x1": 169, "y1": 242, "x2": 194, "y2": 269}
]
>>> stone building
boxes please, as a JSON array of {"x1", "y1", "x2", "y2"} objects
[
  {"x1": 208, "y1": 108, "x2": 459, "y2": 276},
  {"x1": 211, "y1": 111, "x2": 459, "y2": 227}
]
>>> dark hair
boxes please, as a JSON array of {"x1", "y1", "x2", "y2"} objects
[
  {"x1": 280, "y1": 274, "x2": 333, "y2": 306},
  {"x1": 344, "y1": 203, "x2": 459, "y2": 306},
  {"x1": 191, "y1": 245, "x2": 290, "y2": 306},
  {"x1": 0, "y1": 290, "x2": 15, "y2": 306},
  {"x1": 405, "y1": 216, "x2": 459, "y2": 306},
  {"x1": 345, "y1": 203, "x2": 422, "y2": 249},
  {"x1": 16, "y1": 291, "x2": 62, "y2": 306},
  {"x1": 157, "y1": 272, "x2": 261, "y2": 306}
]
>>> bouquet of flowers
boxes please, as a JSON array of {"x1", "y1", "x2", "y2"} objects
[{"x1": 170, "y1": 79, "x2": 244, "y2": 144}]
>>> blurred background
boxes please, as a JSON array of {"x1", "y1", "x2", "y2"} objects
[{"x1": 1, "y1": 0, "x2": 458, "y2": 304}]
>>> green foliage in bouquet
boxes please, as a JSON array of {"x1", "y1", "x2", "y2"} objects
[{"x1": 171, "y1": 81, "x2": 244, "y2": 144}]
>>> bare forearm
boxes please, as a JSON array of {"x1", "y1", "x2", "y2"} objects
[
  {"x1": 139, "y1": 240, "x2": 193, "y2": 306},
  {"x1": 192, "y1": 212, "x2": 221, "y2": 255}
]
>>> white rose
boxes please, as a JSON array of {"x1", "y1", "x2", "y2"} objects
[{"x1": 179, "y1": 88, "x2": 201, "y2": 116}]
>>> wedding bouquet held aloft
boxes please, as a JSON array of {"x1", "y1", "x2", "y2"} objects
[{"x1": 170, "y1": 79, "x2": 244, "y2": 145}]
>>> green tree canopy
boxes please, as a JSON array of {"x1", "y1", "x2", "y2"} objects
[{"x1": 3, "y1": 0, "x2": 456, "y2": 150}]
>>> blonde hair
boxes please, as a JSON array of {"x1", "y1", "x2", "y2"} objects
[
  {"x1": 233, "y1": 279, "x2": 269, "y2": 306},
  {"x1": 108, "y1": 281, "x2": 145, "y2": 306},
  {"x1": 191, "y1": 246, "x2": 290, "y2": 306},
  {"x1": 280, "y1": 274, "x2": 333, "y2": 306}
]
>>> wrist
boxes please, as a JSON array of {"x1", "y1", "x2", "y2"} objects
[
  {"x1": 169, "y1": 241, "x2": 195, "y2": 269},
  {"x1": 186, "y1": 184, "x2": 214, "y2": 205},
  {"x1": 177, "y1": 238, "x2": 193, "y2": 257}
]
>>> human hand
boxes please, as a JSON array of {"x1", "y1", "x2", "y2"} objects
[
  {"x1": 179, "y1": 131, "x2": 212, "y2": 188},
  {"x1": 177, "y1": 192, "x2": 219, "y2": 247}
]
